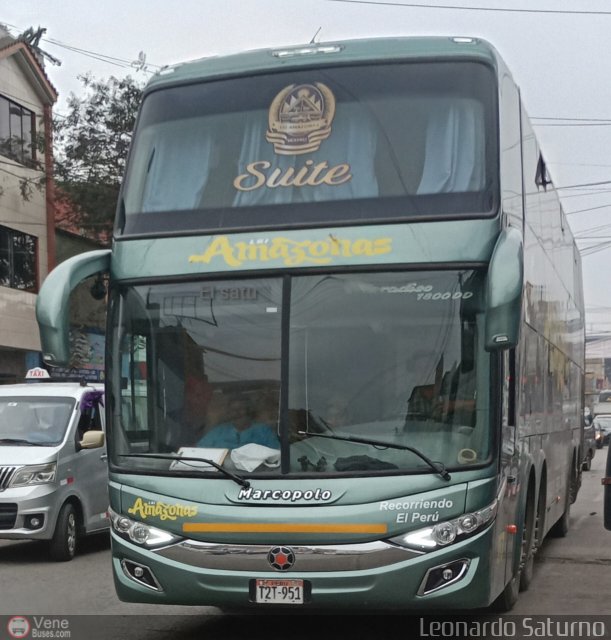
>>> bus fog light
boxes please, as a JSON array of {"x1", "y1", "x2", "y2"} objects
[
  {"x1": 418, "y1": 559, "x2": 470, "y2": 595},
  {"x1": 121, "y1": 559, "x2": 162, "y2": 591}
]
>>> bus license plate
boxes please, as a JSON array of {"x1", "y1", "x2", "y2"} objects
[{"x1": 255, "y1": 579, "x2": 304, "y2": 604}]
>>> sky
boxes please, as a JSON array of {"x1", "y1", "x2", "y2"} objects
[{"x1": 3, "y1": 0, "x2": 611, "y2": 333}]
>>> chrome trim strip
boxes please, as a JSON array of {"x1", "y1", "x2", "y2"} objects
[{"x1": 155, "y1": 539, "x2": 423, "y2": 572}]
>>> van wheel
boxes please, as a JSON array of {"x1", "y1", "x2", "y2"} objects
[
  {"x1": 582, "y1": 452, "x2": 592, "y2": 472},
  {"x1": 49, "y1": 503, "x2": 78, "y2": 561}
]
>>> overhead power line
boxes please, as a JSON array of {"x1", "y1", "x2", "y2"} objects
[
  {"x1": 532, "y1": 117, "x2": 611, "y2": 123},
  {"x1": 2, "y1": 22, "x2": 160, "y2": 73},
  {"x1": 578, "y1": 241, "x2": 611, "y2": 257},
  {"x1": 566, "y1": 203, "x2": 611, "y2": 216},
  {"x1": 326, "y1": 0, "x2": 611, "y2": 15},
  {"x1": 534, "y1": 122, "x2": 611, "y2": 127},
  {"x1": 42, "y1": 37, "x2": 160, "y2": 73},
  {"x1": 557, "y1": 180, "x2": 611, "y2": 190}
]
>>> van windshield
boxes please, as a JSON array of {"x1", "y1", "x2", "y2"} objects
[{"x1": 0, "y1": 397, "x2": 75, "y2": 446}]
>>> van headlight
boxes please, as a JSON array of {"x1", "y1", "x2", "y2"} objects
[
  {"x1": 9, "y1": 463, "x2": 56, "y2": 487},
  {"x1": 108, "y1": 507, "x2": 182, "y2": 548},
  {"x1": 388, "y1": 499, "x2": 498, "y2": 552}
]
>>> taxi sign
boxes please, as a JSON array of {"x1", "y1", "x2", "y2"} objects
[{"x1": 25, "y1": 367, "x2": 51, "y2": 379}]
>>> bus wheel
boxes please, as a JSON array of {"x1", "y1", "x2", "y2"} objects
[
  {"x1": 550, "y1": 499, "x2": 570, "y2": 538},
  {"x1": 49, "y1": 503, "x2": 78, "y2": 562},
  {"x1": 520, "y1": 489, "x2": 543, "y2": 592},
  {"x1": 550, "y1": 473, "x2": 572, "y2": 538}
]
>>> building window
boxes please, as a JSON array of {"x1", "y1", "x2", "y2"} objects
[
  {"x1": 0, "y1": 226, "x2": 37, "y2": 292},
  {"x1": 0, "y1": 95, "x2": 36, "y2": 166}
]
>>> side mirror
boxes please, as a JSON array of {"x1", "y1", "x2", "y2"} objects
[
  {"x1": 484, "y1": 228, "x2": 523, "y2": 351},
  {"x1": 79, "y1": 430, "x2": 105, "y2": 450},
  {"x1": 604, "y1": 445, "x2": 611, "y2": 530},
  {"x1": 36, "y1": 250, "x2": 111, "y2": 366}
]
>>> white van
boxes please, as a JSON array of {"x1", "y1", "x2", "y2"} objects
[{"x1": 0, "y1": 370, "x2": 108, "y2": 561}]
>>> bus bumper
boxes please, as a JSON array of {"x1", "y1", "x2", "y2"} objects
[{"x1": 111, "y1": 526, "x2": 498, "y2": 610}]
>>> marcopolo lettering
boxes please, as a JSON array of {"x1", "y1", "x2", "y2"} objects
[{"x1": 238, "y1": 487, "x2": 333, "y2": 502}]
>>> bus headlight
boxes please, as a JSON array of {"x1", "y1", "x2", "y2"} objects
[
  {"x1": 389, "y1": 499, "x2": 497, "y2": 552},
  {"x1": 9, "y1": 463, "x2": 56, "y2": 487},
  {"x1": 108, "y1": 508, "x2": 182, "y2": 548}
]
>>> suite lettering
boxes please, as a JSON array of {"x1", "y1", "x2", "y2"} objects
[
  {"x1": 238, "y1": 487, "x2": 332, "y2": 502},
  {"x1": 189, "y1": 235, "x2": 392, "y2": 268},
  {"x1": 233, "y1": 160, "x2": 352, "y2": 192}
]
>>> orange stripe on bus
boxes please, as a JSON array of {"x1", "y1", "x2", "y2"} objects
[{"x1": 182, "y1": 522, "x2": 388, "y2": 534}]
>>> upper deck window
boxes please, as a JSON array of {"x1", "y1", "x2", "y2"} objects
[{"x1": 120, "y1": 61, "x2": 497, "y2": 236}]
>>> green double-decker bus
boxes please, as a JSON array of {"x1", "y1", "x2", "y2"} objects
[{"x1": 37, "y1": 37, "x2": 584, "y2": 611}]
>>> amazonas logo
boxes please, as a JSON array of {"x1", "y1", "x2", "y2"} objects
[
  {"x1": 127, "y1": 498, "x2": 198, "y2": 521},
  {"x1": 189, "y1": 235, "x2": 392, "y2": 268}
]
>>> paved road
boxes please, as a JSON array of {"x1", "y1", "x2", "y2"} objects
[
  {"x1": 1, "y1": 449, "x2": 609, "y2": 639},
  {"x1": 512, "y1": 445, "x2": 611, "y2": 616}
]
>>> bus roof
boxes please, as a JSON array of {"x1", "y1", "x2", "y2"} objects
[{"x1": 145, "y1": 36, "x2": 502, "y2": 95}]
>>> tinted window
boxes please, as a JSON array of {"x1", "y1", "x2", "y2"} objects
[
  {"x1": 0, "y1": 225, "x2": 37, "y2": 292},
  {"x1": 0, "y1": 95, "x2": 35, "y2": 165},
  {"x1": 120, "y1": 62, "x2": 498, "y2": 235}
]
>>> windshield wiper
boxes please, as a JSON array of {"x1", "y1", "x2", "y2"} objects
[
  {"x1": 119, "y1": 453, "x2": 250, "y2": 488},
  {"x1": 297, "y1": 431, "x2": 451, "y2": 481},
  {"x1": 0, "y1": 438, "x2": 37, "y2": 446}
]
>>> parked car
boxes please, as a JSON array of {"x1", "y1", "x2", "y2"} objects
[
  {"x1": 593, "y1": 414, "x2": 611, "y2": 446},
  {"x1": 592, "y1": 389, "x2": 611, "y2": 419},
  {"x1": 0, "y1": 370, "x2": 108, "y2": 561},
  {"x1": 595, "y1": 424, "x2": 605, "y2": 449},
  {"x1": 583, "y1": 419, "x2": 597, "y2": 471}
]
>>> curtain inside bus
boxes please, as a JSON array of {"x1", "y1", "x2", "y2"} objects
[{"x1": 120, "y1": 61, "x2": 497, "y2": 231}]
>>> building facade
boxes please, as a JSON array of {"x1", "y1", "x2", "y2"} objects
[
  {"x1": 585, "y1": 335, "x2": 611, "y2": 412},
  {"x1": 0, "y1": 26, "x2": 57, "y2": 383}
]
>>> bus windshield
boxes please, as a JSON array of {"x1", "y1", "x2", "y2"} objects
[
  {"x1": 109, "y1": 269, "x2": 490, "y2": 476},
  {"x1": 119, "y1": 61, "x2": 497, "y2": 235}
]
